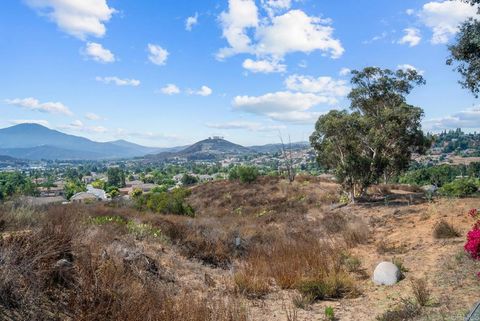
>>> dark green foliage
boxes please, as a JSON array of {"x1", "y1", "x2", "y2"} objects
[
  {"x1": 438, "y1": 178, "x2": 479, "y2": 197},
  {"x1": 229, "y1": 166, "x2": 259, "y2": 184},
  {"x1": 448, "y1": 17, "x2": 480, "y2": 97},
  {"x1": 181, "y1": 174, "x2": 199, "y2": 186},
  {"x1": 399, "y1": 164, "x2": 465, "y2": 186},
  {"x1": 310, "y1": 67, "x2": 430, "y2": 202},
  {"x1": 0, "y1": 172, "x2": 36, "y2": 200},
  {"x1": 134, "y1": 188, "x2": 194, "y2": 217},
  {"x1": 107, "y1": 167, "x2": 126, "y2": 188}
]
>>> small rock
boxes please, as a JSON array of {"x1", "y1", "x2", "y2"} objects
[
  {"x1": 54, "y1": 259, "x2": 73, "y2": 269},
  {"x1": 372, "y1": 261, "x2": 401, "y2": 286}
]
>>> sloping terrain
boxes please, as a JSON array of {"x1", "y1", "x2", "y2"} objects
[
  {"x1": 147, "y1": 137, "x2": 252, "y2": 161},
  {"x1": 0, "y1": 177, "x2": 479, "y2": 320}
]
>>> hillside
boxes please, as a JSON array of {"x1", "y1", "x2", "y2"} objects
[
  {"x1": 147, "y1": 137, "x2": 251, "y2": 161},
  {"x1": 0, "y1": 124, "x2": 164, "y2": 160},
  {"x1": 1, "y1": 177, "x2": 478, "y2": 321},
  {"x1": 431, "y1": 129, "x2": 480, "y2": 155}
]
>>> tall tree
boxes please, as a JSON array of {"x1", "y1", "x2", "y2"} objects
[
  {"x1": 447, "y1": 0, "x2": 480, "y2": 96},
  {"x1": 310, "y1": 67, "x2": 430, "y2": 202},
  {"x1": 107, "y1": 167, "x2": 126, "y2": 188}
]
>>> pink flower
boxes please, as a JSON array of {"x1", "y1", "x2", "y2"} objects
[{"x1": 465, "y1": 229, "x2": 480, "y2": 260}]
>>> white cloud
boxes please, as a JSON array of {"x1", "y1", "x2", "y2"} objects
[
  {"x1": 159, "y1": 84, "x2": 181, "y2": 95},
  {"x1": 119, "y1": 129, "x2": 181, "y2": 141},
  {"x1": 5, "y1": 97, "x2": 73, "y2": 116},
  {"x1": 242, "y1": 58, "x2": 286, "y2": 73},
  {"x1": 59, "y1": 120, "x2": 107, "y2": 133},
  {"x1": 189, "y1": 86, "x2": 213, "y2": 96},
  {"x1": 185, "y1": 13, "x2": 199, "y2": 31},
  {"x1": 398, "y1": 28, "x2": 422, "y2": 47},
  {"x1": 233, "y1": 91, "x2": 335, "y2": 123},
  {"x1": 284, "y1": 75, "x2": 350, "y2": 97},
  {"x1": 96, "y1": 76, "x2": 140, "y2": 86},
  {"x1": 84, "y1": 42, "x2": 115, "y2": 63},
  {"x1": 85, "y1": 112, "x2": 103, "y2": 121},
  {"x1": 25, "y1": 0, "x2": 116, "y2": 40},
  {"x1": 420, "y1": 0, "x2": 478, "y2": 44},
  {"x1": 397, "y1": 64, "x2": 425, "y2": 75},
  {"x1": 424, "y1": 107, "x2": 480, "y2": 130},
  {"x1": 9, "y1": 119, "x2": 50, "y2": 127},
  {"x1": 339, "y1": 68, "x2": 351, "y2": 76},
  {"x1": 206, "y1": 120, "x2": 286, "y2": 131},
  {"x1": 261, "y1": 0, "x2": 293, "y2": 17},
  {"x1": 147, "y1": 44, "x2": 169, "y2": 65},
  {"x1": 217, "y1": 1, "x2": 343, "y2": 62},
  {"x1": 218, "y1": 0, "x2": 259, "y2": 59},
  {"x1": 406, "y1": 9, "x2": 415, "y2": 16},
  {"x1": 255, "y1": 10, "x2": 344, "y2": 59},
  {"x1": 362, "y1": 32, "x2": 387, "y2": 45}
]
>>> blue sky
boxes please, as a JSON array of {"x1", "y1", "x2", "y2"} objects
[{"x1": 1, "y1": 0, "x2": 479, "y2": 147}]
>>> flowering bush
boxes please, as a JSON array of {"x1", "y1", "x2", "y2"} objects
[
  {"x1": 465, "y1": 208, "x2": 480, "y2": 266},
  {"x1": 465, "y1": 229, "x2": 480, "y2": 260}
]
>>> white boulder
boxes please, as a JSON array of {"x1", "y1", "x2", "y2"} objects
[{"x1": 373, "y1": 262, "x2": 401, "y2": 286}]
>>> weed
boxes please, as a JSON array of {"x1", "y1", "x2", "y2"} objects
[
  {"x1": 433, "y1": 220, "x2": 460, "y2": 239},
  {"x1": 376, "y1": 299, "x2": 421, "y2": 321},
  {"x1": 392, "y1": 257, "x2": 408, "y2": 279},
  {"x1": 325, "y1": 306, "x2": 335, "y2": 321},
  {"x1": 410, "y1": 278, "x2": 431, "y2": 307},
  {"x1": 292, "y1": 294, "x2": 313, "y2": 310}
]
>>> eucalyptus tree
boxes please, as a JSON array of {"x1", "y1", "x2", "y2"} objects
[
  {"x1": 310, "y1": 67, "x2": 430, "y2": 202},
  {"x1": 447, "y1": 0, "x2": 480, "y2": 96}
]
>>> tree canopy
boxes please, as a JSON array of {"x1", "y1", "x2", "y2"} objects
[
  {"x1": 310, "y1": 67, "x2": 430, "y2": 202},
  {"x1": 447, "y1": 0, "x2": 480, "y2": 96}
]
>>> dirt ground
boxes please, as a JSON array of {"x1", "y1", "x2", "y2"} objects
[
  {"x1": 184, "y1": 179, "x2": 480, "y2": 321},
  {"x1": 242, "y1": 197, "x2": 480, "y2": 321}
]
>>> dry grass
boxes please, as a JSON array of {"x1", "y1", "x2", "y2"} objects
[
  {"x1": 375, "y1": 299, "x2": 421, "y2": 321},
  {"x1": 433, "y1": 220, "x2": 460, "y2": 239},
  {"x1": 410, "y1": 278, "x2": 431, "y2": 307},
  {"x1": 0, "y1": 204, "x2": 248, "y2": 321},
  {"x1": 342, "y1": 219, "x2": 370, "y2": 248},
  {"x1": 234, "y1": 237, "x2": 358, "y2": 301}
]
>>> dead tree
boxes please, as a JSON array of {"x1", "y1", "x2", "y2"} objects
[{"x1": 279, "y1": 135, "x2": 296, "y2": 183}]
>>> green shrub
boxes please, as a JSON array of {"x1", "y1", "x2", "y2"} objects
[
  {"x1": 296, "y1": 272, "x2": 353, "y2": 301},
  {"x1": 229, "y1": 166, "x2": 259, "y2": 184},
  {"x1": 438, "y1": 178, "x2": 478, "y2": 197},
  {"x1": 135, "y1": 188, "x2": 194, "y2": 217},
  {"x1": 126, "y1": 221, "x2": 166, "y2": 241},
  {"x1": 90, "y1": 215, "x2": 126, "y2": 225},
  {"x1": 181, "y1": 174, "x2": 199, "y2": 186}
]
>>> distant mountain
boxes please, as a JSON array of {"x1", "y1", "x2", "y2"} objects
[
  {"x1": 0, "y1": 124, "x2": 171, "y2": 160},
  {"x1": 0, "y1": 155, "x2": 26, "y2": 167},
  {"x1": 147, "y1": 137, "x2": 251, "y2": 161},
  {"x1": 248, "y1": 142, "x2": 310, "y2": 154},
  {"x1": 0, "y1": 155, "x2": 18, "y2": 162}
]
